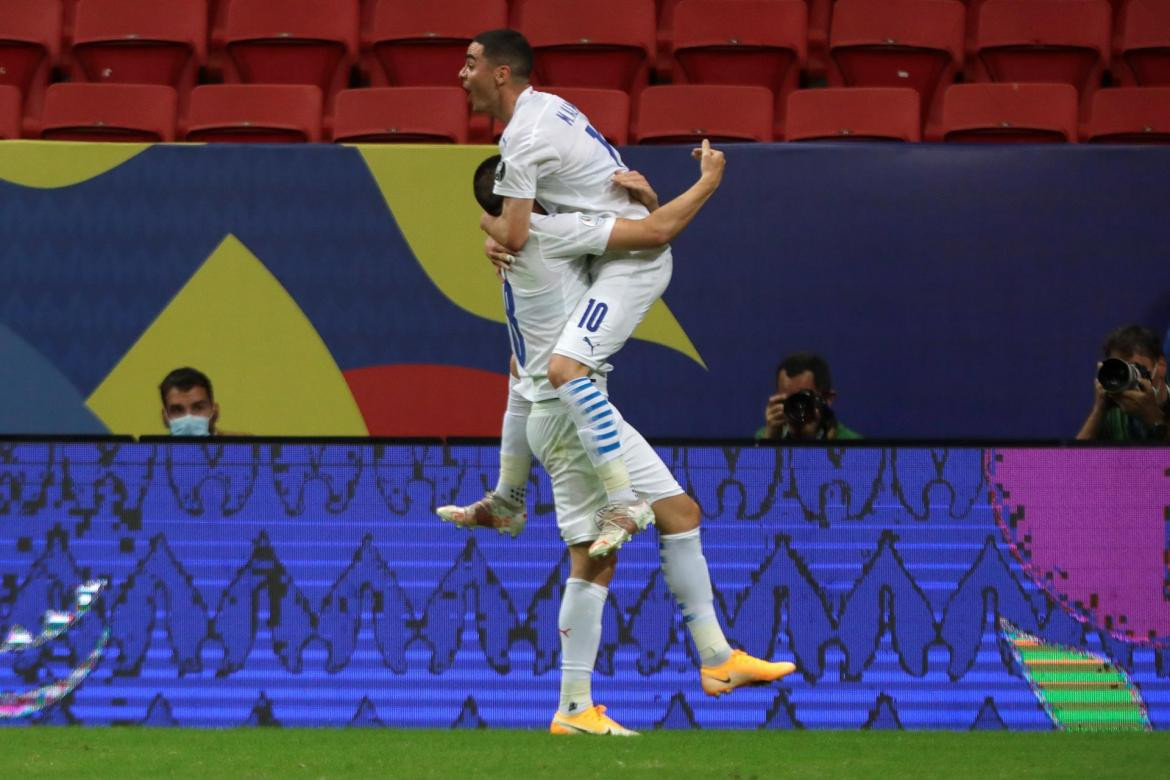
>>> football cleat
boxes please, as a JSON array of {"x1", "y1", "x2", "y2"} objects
[
  {"x1": 701, "y1": 649, "x2": 797, "y2": 697},
  {"x1": 435, "y1": 492, "x2": 527, "y2": 538},
  {"x1": 588, "y1": 499, "x2": 655, "y2": 558},
  {"x1": 549, "y1": 705, "x2": 639, "y2": 736}
]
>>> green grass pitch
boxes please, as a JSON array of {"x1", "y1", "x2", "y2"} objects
[{"x1": 1, "y1": 729, "x2": 1168, "y2": 779}]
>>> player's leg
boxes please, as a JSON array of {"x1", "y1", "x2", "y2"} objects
[
  {"x1": 529, "y1": 404, "x2": 638, "y2": 736},
  {"x1": 436, "y1": 368, "x2": 529, "y2": 536},
  {"x1": 549, "y1": 254, "x2": 670, "y2": 539},
  {"x1": 621, "y1": 427, "x2": 798, "y2": 695}
]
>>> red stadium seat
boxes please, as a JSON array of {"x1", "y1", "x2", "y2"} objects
[
  {"x1": 785, "y1": 87, "x2": 921, "y2": 141},
  {"x1": 940, "y1": 82, "x2": 1078, "y2": 143},
  {"x1": 71, "y1": 0, "x2": 206, "y2": 111},
  {"x1": 1085, "y1": 86, "x2": 1170, "y2": 143},
  {"x1": 332, "y1": 87, "x2": 468, "y2": 143},
  {"x1": 544, "y1": 86, "x2": 630, "y2": 146},
  {"x1": 671, "y1": 0, "x2": 807, "y2": 138},
  {"x1": 518, "y1": 0, "x2": 656, "y2": 94},
  {"x1": 0, "y1": 0, "x2": 62, "y2": 135},
  {"x1": 185, "y1": 84, "x2": 323, "y2": 142},
  {"x1": 40, "y1": 82, "x2": 177, "y2": 141},
  {"x1": 975, "y1": 0, "x2": 1111, "y2": 116},
  {"x1": 224, "y1": 0, "x2": 358, "y2": 111},
  {"x1": 634, "y1": 84, "x2": 773, "y2": 143},
  {"x1": 0, "y1": 84, "x2": 21, "y2": 139},
  {"x1": 829, "y1": 0, "x2": 965, "y2": 134},
  {"x1": 368, "y1": 0, "x2": 507, "y2": 86},
  {"x1": 1118, "y1": 0, "x2": 1170, "y2": 86}
]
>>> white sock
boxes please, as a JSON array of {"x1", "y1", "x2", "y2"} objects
[
  {"x1": 659, "y1": 528, "x2": 732, "y2": 666},
  {"x1": 555, "y1": 376, "x2": 635, "y2": 503},
  {"x1": 493, "y1": 380, "x2": 531, "y2": 506},
  {"x1": 558, "y1": 578, "x2": 608, "y2": 716}
]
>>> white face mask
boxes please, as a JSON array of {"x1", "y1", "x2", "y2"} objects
[{"x1": 169, "y1": 414, "x2": 211, "y2": 436}]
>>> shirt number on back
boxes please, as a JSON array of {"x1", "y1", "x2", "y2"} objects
[
  {"x1": 503, "y1": 280, "x2": 527, "y2": 364},
  {"x1": 585, "y1": 125, "x2": 621, "y2": 166}
]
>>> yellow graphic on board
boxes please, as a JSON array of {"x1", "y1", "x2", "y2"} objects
[
  {"x1": 356, "y1": 145, "x2": 707, "y2": 369},
  {"x1": 0, "y1": 141, "x2": 152, "y2": 189},
  {"x1": 87, "y1": 234, "x2": 368, "y2": 437}
]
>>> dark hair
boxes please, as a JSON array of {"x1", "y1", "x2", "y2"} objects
[
  {"x1": 159, "y1": 367, "x2": 214, "y2": 406},
  {"x1": 777, "y1": 352, "x2": 833, "y2": 395},
  {"x1": 472, "y1": 29, "x2": 533, "y2": 80},
  {"x1": 474, "y1": 154, "x2": 504, "y2": 216},
  {"x1": 1102, "y1": 325, "x2": 1164, "y2": 361}
]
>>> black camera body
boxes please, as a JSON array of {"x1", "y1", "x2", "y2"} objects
[
  {"x1": 1097, "y1": 358, "x2": 1151, "y2": 393},
  {"x1": 783, "y1": 389, "x2": 836, "y2": 431}
]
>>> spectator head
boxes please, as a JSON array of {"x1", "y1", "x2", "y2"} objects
[
  {"x1": 1102, "y1": 325, "x2": 1166, "y2": 384},
  {"x1": 159, "y1": 367, "x2": 218, "y2": 436},
  {"x1": 776, "y1": 352, "x2": 836, "y2": 403}
]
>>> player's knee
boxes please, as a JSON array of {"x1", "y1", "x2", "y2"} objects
[
  {"x1": 654, "y1": 494, "x2": 701, "y2": 534},
  {"x1": 548, "y1": 354, "x2": 589, "y2": 388}
]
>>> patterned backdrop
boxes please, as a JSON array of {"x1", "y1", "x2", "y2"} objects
[{"x1": 1, "y1": 442, "x2": 1167, "y2": 730}]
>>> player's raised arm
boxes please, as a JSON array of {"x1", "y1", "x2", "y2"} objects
[
  {"x1": 481, "y1": 196, "x2": 534, "y2": 253},
  {"x1": 606, "y1": 139, "x2": 725, "y2": 251}
]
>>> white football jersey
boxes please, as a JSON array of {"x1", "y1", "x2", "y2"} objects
[
  {"x1": 495, "y1": 87, "x2": 649, "y2": 220},
  {"x1": 504, "y1": 211, "x2": 616, "y2": 401}
]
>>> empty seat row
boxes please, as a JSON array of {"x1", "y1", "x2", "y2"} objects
[
  {"x1": 4, "y1": 81, "x2": 1166, "y2": 144},
  {"x1": 7, "y1": 0, "x2": 1169, "y2": 143}
]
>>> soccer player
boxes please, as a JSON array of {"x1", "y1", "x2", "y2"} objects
[
  {"x1": 442, "y1": 141, "x2": 796, "y2": 735},
  {"x1": 457, "y1": 28, "x2": 680, "y2": 555}
]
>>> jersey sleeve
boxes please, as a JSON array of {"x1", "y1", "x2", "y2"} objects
[
  {"x1": 494, "y1": 127, "x2": 559, "y2": 200},
  {"x1": 531, "y1": 213, "x2": 616, "y2": 258}
]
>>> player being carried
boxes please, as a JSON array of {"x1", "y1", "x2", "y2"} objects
[{"x1": 439, "y1": 29, "x2": 797, "y2": 736}]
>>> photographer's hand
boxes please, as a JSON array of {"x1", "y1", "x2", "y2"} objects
[
  {"x1": 764, "y1": 394, "x2": 786, "y2": 440},
  {"x1": 1075, "y1": 367, "x2": 1109, "y2": 440},
  {"x1": 1114, "y1": 378, "x2": 1167, "y2": 427}
]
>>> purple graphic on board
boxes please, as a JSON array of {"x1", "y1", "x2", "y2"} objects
[{"x1": 987, "y1": 449, "x2": 1170, "y2": 645}]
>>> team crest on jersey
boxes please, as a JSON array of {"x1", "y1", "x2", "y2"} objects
[
  {"x1": 494, "y1": 160, "x2": 506, "y2": 183},
  {"x1": 577, "y1": 214, "x2": 599, "y2": 227}
]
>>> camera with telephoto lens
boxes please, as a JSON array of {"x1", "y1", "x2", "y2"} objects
[
  {"x1": 784, "y1": 389, "x2": 831, "y2": 427},
  {"x1": 1097, "y1": 358, "x2": 1151, "y2": 393}
]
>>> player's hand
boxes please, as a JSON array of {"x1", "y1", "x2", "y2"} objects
[
  {"x1": 484, "y1": 235, "x2": 514, "y2": 279},
  {"x1": 613, "y1": 170, "x2": 660, "y2": 211},
  {"x1": 691, "y1": 139, "x2": 725, "y2": 186},
  {"x1": 764, "y1": 393, "x2": 786, "y2": 439}
]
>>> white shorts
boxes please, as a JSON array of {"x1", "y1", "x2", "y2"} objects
[
  {"x1": 552, "y1": 246, "x2": 672, "y2": 372},
  {"x1": 527, "y1": 401, "x2": 683, "y2": 546}
]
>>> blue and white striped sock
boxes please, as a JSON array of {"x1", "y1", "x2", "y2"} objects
[{"x1": 556, "y1": 377, "x2": 635, "y2": 503}]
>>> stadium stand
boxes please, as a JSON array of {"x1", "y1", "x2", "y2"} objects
[
  {"x1": 185, "y1": 83, "x2": 323, "y2": 142},
  {"x1": 634, "y1": 84, "x2": 773, "y2": 143},
  {"x1": 786, "y1": 87, "x2": 921, "y2": 141},
  {"x1": 517, "y1": 0, "x2": 657, "y2": 94},
  {"x1": 368, "y1": 0, "x2": 507, "y2": 86},
  {"x1": 1085, "y1": 86, "x2": 1170, "y2": 144},
  {"x1": 828, "y1": 0, "x2": 966, "y2": 136},
  {"x1": 940, "y1": 82, "x2": 1079, "y2": 143},
  {"x1": 71, "y1": 0, "x2": 206, "y2": 127},
  {"x1": 670, "y1": 0, "x2": 807, "y2": 138},
  {"x1": 974, "y1": 0, "x2": 1111, "y2": 118},
  {"x1": 0, "y1": 0, "x2": 62, "y2": 136},
  {"x1": 223, "y1": 0, "x2": 358, "y2": 114},
  {"x1": 0, "y1": 84, "x2": 21, "y2": 139},
  {"x1": 331, "y1": 86, "x2": 469, "y2": 143},
  {"x1": 39, "y1": 82, "x2": 177, "y2": 141},
  {"x1": 1117, "y1": 0, "x2": 1170, "y2": 86}
]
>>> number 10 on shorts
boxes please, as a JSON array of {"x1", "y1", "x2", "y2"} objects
[{"x1": 577, "y1": 298, "x2": 608, "y2": 333}]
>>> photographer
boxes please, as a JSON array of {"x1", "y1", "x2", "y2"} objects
[
  {"x1": 1076, "y1": 325, "x2": 1169, "y2": 442},
  {"x1": 757, "y1": 353, "x2": 860, "y2": 442}
]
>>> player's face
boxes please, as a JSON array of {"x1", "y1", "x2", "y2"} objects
[{"x1": 460, "y1": 42, "x2": 498, "y2": 114}]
